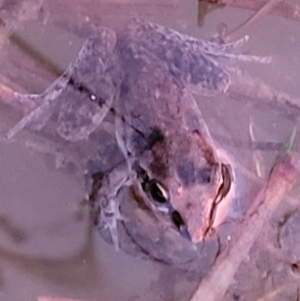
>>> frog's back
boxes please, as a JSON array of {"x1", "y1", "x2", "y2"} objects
[{"x1": 116, "y1": 39, "x2": 181, "y2": 129}]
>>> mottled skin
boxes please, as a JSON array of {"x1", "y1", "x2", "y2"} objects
[
  {"x1": 7, "y1": 20, "x2": 268, "y2": 249},
  {"x1": 114, "y1": 37, "x2": 232, "y2": 243}
]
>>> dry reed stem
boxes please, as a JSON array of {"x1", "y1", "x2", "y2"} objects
[
  {"x1": 199, "y1": 0, "x2": 300, "y2": 23},
  {"x1": 38, "y1": 297, "x2": 89, "y2": 301},
  {"x1": 223, "y1": 0, "x2": 280, "y2": 42}
]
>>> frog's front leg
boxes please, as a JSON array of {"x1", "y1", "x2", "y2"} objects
[
  {"x1": 7, "y1": 27, "x2": 118, "y2": 142},
  {"x1": 91, "y1": 162, "x2": 132, "y2": 250},
  {"x1": 99, "y1": 195, "x2": 122, "y2": 250}
]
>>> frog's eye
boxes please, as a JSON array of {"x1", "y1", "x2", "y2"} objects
[
  {"x1": 133, "y1": 162, "x2": 171, "y2": 208},
  {"x1": 148, "y1": 180, "x2": 170, "y2": 203}
]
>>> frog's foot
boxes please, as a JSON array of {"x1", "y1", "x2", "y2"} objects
[
  {"x1": 201, "y1": 35, "x2": 271, "y2": 64},
  {"x1": 204, "y1": 50, "x2": 271, "y2": 64},
  {"x1": 101, "y1": 208, "x2": 120, "y2": 250},
  {"x1": 6, "y1": 100, "x2": 52, "y2": 139},
  {"x1": 100, "y1": 196, "x2": 124, "y2": 251},
  {"x1": 6, "y1": 76, "x2": 68, "y2": 139},
  {"x1": 13, "y1": 93, "x2": 42, "y2": 113},
  {"x1": 204, "y1": 35, "x2": 250, "y2": 54}
]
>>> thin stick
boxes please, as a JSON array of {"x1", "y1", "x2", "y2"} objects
[
  {"x1": 38, "y1": 297, "x2": 87, "y2": 301},
  {"x1": 37, "y1": 296, "x2": 93, "y2": 301},
  {"x1": 223, "y1": 0, "x2": 280, "y2": 42}
]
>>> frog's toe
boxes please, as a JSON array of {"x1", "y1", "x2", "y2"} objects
[
  {"x1": 217, "y1": 52, "x2": 271, "y2": 63},
  {"x1": 206, "y1": 35, "x2": 249, "y2": 53},
  {"x1": 108, "y1": 222, "x2": 120, "y2": 251},
  {"x1": 14, "y1": 93, "x2": 43, "y2": 113},
  {"x1": 100, "y1": 209, "x2": 120, "y2": 250},
  {"x1": 6, "y1": 101, "x2": 51, "y2": 139}
]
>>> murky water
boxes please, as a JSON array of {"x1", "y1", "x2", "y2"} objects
[{"x1": 0, "y1": 1, "x2": 300, "y2": 301}]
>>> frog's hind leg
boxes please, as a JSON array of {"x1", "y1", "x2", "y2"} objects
[{"x1": 7, "y1": 27, "x2": 117, "y2": 141}]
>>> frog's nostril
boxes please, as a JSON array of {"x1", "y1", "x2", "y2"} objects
[
  {"x1": 171, "y1": 210, "x2": 184, "y2": 227},
  {"x1": 171, "y1": 210, "x2": 191, "y2": 240}
]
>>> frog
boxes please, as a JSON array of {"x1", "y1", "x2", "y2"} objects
[{"x1": 6, "y1": 20, "x2": 270, "y2": 258}]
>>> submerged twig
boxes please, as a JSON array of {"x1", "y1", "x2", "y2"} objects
[
  {"x1": 200, "y1": 0, "x2": 300, "y2": 23},
  {"x1": 0, "y1": 208, "x2": 98, "y2": 291},
  {"x1": 190, "y1": 153, "x2": 298, "y2": 301},
  {"x1": 223, "y1": 0, "x2": 280, "y2": 42},
  {"x1": 229, "y1": 72, "x2": 300, "y2": 117},
  {"x1": 38, "y1": 297, "x2": 89, "y2": 301}
]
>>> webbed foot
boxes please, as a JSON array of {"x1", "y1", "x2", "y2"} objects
[
  {"x1": 6, "y1": 77, "x2": 68, "y2": 139},
  {"x1": 100, "y1": 196, "x2": 124, "y2": 251}
]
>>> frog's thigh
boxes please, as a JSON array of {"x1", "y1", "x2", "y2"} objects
[
  {"x1": 57, "y1": 88, "x2": 112, "y2": 141},
  {"x1": 74, "y1": 28, "x2": 117, "y2": 65},
  {"x1": 57, "y1": 29, "x2": 118, "y2": 141}
]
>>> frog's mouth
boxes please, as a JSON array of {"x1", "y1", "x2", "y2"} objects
[{"x1": 202, "y1": 163, "x2": 234, "y2": 239}]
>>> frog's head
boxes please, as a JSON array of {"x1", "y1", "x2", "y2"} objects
[
  {"x1": 134, "y1": 128, "x2": 235, "y2": 243},
  {"x1": 171, "y1": 157, "x2": 235, "y2": 242}
]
